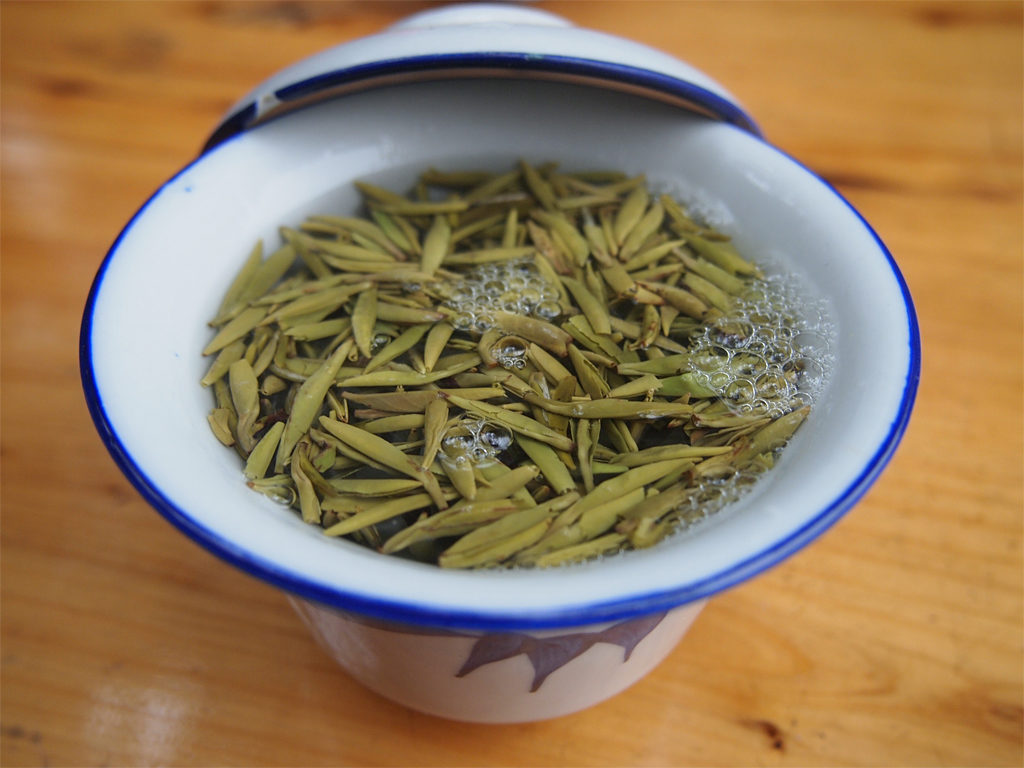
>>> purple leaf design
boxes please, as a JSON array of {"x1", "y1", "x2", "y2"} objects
[
  {"x1": 456, "y1": 633, "x2": 533, "y2": 677},
  {"x1": 594, "y1": 611, "x2": 668, "y2": 661},
  {"x1": 456, "y1": 612, "x2": 667, "y2": 692},
  {"x1": 521, "y1": 633, "x2": 597, "y2": 691}
]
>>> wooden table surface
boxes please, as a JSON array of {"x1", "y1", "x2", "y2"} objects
[{"x1": 2, "y1": 1, "x2": 1021, "y2": 765}]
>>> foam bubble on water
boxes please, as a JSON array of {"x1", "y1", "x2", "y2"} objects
[
  {"x1": 688, "y1": 274, "x2": 835, "y2": 418},
  {"x1": 441, "y1": 258, "x2": 561, "y2": 332},
  {"x1": 440, "y1": 416, "x2": 513, "y2": 465},
  {"x1": 370, "y1": 333, "x2": 391, "y2": 353},
  {"x1": 490, "y1": 336, "x2": 529, "y2": 370}
]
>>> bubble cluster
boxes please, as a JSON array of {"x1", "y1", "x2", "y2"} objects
[
  {"x1": 678, "y1": 466, "x2": 767, "y2": 526},
  {"x1": 688, "y1": 275, "x2": 835, "y2": 418},
  {"x1": 440, "y1": 417, "x2": 514, "y2": 465},
  {"x1": 440, "y1": 259, "x2": 562, "y2": 332},
  {"x1": 490, "y1": 336, "x2": 529, "y2": 370},
  {"x1": 370, "y1": 332, "x2": 391, "y2": 353}
]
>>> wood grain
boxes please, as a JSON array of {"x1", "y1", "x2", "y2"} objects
[{"x1": 2, "y1": 1, "x2": 1021, "y2": 765}]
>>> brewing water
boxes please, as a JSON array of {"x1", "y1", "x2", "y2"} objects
[
  {"x1": 435, "y1": 256, "x2": 835, "y2": 538},
  {"x1": 673, "y1": 273, "x2": 835, "y2": 532}
]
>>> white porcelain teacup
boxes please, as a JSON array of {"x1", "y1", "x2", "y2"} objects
[{"x1": 81, "y1": 4, "x2": 918, "y2": 723}]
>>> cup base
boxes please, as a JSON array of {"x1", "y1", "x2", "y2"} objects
[{"x1": 289, "y1": 596, "x2": 707, "y2": 723}]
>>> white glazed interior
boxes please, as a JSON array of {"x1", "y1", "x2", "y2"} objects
[{"x1": 84, "y1": 79, "x2": 916, "y2": 630}]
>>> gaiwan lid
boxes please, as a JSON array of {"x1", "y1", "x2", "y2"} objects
[{"x1": 204, "y1": 3, "x2": 760, "y2": 152}]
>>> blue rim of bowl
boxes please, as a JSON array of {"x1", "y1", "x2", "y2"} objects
[
  {"x1": 81, "y1": 73, "x2": 918, "y2": 633},
  {"x1": 201, "y1": 51, "x2": 761, "y2": 153}
]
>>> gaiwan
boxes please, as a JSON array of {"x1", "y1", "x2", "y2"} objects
[
  {"x1": 201, "y1": 160, "x2": 834, "y2": 569},
  {"x1": 83, "y1": 1, "x2": 917, "y2": 722}
]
